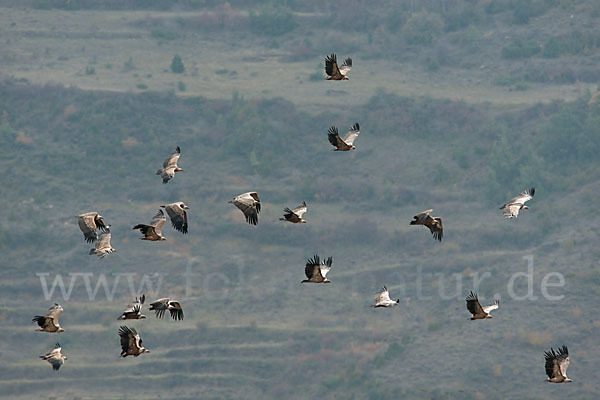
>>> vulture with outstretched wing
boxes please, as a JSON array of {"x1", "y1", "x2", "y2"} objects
[
  {"x1": 410, "y1": 209, "x2": 443, "y2": 241},
  {"x1": 40, "y1": 343, "x2": 67, "y2": 371},
  {"x1": 133, "y1": 209, "x2": 167, "y2": 241},
  {"x1": 32, "y1": 303, "x2": 64, "y2": 333},
  {"x1": 545, "y1": 345, "x2": 571, "y2": 383},
  {"x1": 119, "y1": 326, "x2": 149, "y2": 357},
  {"x1": 77, "y1": 212, "x2": 108, "y2": 243},
  {"x1": 156, "y1": 146, "x2": 183, "y2": 184},
  {"x1": 500, "y1": 187, "x2": 535, "y2": 218},
  {"x1": 118, "y1": 294, "x2": 146, "y2": 320},
  {"x1": 161, "y1": 202, "x2": 189, "y2": 234},
  {"x1": 149, "y1": 298, "x2": 184, "y2": 321},
  {"x1": 328, "y1": 123, "x2": 360, "y2": 151},
  {"x1": 229, "y1": 192, "x2": 261, "y2": 225},
  {"x1": 302, "y1": 254, "x2": 333, "y2": 283},
  {"x1": 325, "y1": 53, "x2": 352, "y2": 80},
  {"x1": 371, "y1": 286, "x2": 400, "y2": 308},
  {"x1": 89, "y1": 228, "x2": 116, "y2": 258},
  {"x1": 466, "y1": 291, "x2": 499, "y2": 320},
  {"x1": 280, "y1": 201, "x2": 307, "y2": 223}
]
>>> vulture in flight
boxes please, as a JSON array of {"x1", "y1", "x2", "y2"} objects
[
  {"x1": 156, "y1": 146, "x2": 183, "y2": 184},
  {"x1": 545, "y1": 345, "x2": 572, "y2": 383},
  {"x1": 32, "y1": 303, "x2": 64, "y2": 333},
  {"x1": 119, "y1": 326, "x2": 149, "y2": 357},
  {"x1": 149, "y1": 298, "x2": 184, "y2": 321},
  {"x1": 133, "y1": 209, "x2": 167, "y2": 241},
  {"x1": 118, "y1": 294, "x2": 146, "y2": 320},
  {"x1": 328, "y1": 123, "x2": 360, "y2": 151},
  {"x1": 410, "y1": 209, "x2": 443, "y2": 242},
  {"x1": 466, "y1": 291, "x2": 499, "y2": 320},
  {"x1": 371, "y1": 286, "x2": 400, "y2": 308},
  {"x1": 77, "y1": 212, "x2": 108, "y2": 243},
  {"x1": 89, "y1": 228, "x2": 116, "y2": 258},
  {"x1": 325, "y1": 53, "x2": 352, "y2": 80},
  {"x1": 302, "y1": 254, "x2": 333, "y2": 283},
  {"x1": 229, "y1": 192, "x2": 261, "y2": 225},
  {"x1": 500, "y1": 187, "x2": 535, "y2": 218},
  {"x1": 161, "y1": 202, "x2": 189, "y2": 234},
  {"x1": 280, "y1": 201, "x2": 307, "y2": 223},
  {"x1": 40, "y1": 343, "x2": 67, "y2": 371}
]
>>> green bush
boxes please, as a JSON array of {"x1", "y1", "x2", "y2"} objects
[
  {"x1": 177, "y1": 81, "x2": 186, "y2": 91},
  {"x1": 402, "y1": 12, "x2": 444, "y2": 46},
  {"x1": 249, "y1": 5, "x2": 297, "y2": 36},
  {"x1": 501, "y1": 39, "x2": 540, "y2": 59},
  {"x1": 171, "y1": 54, "x2": 185, "y2": 73}
]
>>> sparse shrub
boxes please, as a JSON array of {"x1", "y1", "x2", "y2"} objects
[
  {"x1": 402, "y1": 12, "x2": 444, "y2": 46},
  {"x1": 177, "y1": 81, "x2": 186, "y2": 91},
  {"x1": 170, "y1": 54, "x2": 184, "y2": 73},
  {"x1": 122, "y1": 57, "x2": 136, "y2": 72},
  {"x1": 501, "y1": 39, "x2": 540, "y2": 59},
  {"x1": 136, "y1": 83, "x2": 148, "y2": 90},
  {"x1": 249, "y1": 5, "x2": 297, "y2": 36},
  {"x1": 151, "y1": 27, "x2": 178, "y2": 41},
  {"x1": 85, "y1": 66, "x2": 95, "y2": 75}
]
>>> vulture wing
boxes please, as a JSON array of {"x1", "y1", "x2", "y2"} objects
[
  {"x1": 292, "y1": 201, "x2": 307, "y2": 218},
  {"x1": 328, "y1": 126, "x2": 344, "y2": 148},
  {"x1": 163, "y1": 204, "x2": 188, "y2": 234},
  {"x1": 320, "y1": 256, "x2": 333, "y2": 278},
  {"x1": 78, "y1": 212, "x2": 99, "y2": 243},
  {"x1": 424, "y1": 216, "x2": 443, "y2": 242},
  {"x1": 466, "y1": 291, "x2": 485, "y2": 316},
  {"x1": 325, "y1": 53, "x2": 342, "y2": 79},
  {"x1": 231, "y1": 192, "x2": 261, "y2": 225},
  {"x1": 482, "y1": 300, "x2": 499, "y2": 314},
  {"x1": 338, "y1": 57, "x2": 352, "y2": 76},
  {"x1": 342, "y1": 123, "x2": 360, "y2": 145},
  {"x1": 168, "y1": 301, "x2": 184, "y2": 321}
]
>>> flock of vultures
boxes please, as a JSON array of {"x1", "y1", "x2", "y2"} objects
[{"x1": 31, "y1": 54, "x2": 571, "y2": 385}]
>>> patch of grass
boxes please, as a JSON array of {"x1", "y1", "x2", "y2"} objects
[{"x1": 136, "y1": 83, "x2": 148, "y2": 90}]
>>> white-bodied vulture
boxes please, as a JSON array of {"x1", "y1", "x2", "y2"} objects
[
  {"x1": 302, "y1": 254, "x2": 333, "y2": 283},
  {"x1": 325, "y1": 53, "x2": 352, "y2": 80},
  {"x1": 328, "y1": 123, "x2": 360, "y2": 151},
  {"x1": 410, "y1": 209, "x2": 443, "y2": 242},
  {"x1": 500, "y1": 187, "x2": 535, "y2": 218},
  {"x1": 156, "y1": 146, "x2": 183, "y2": 184},
  {"x1": 149, "y1": 298, "x2": 184, "y2": 321},
  {"x1": 77, "y1": 212, "x2": 108, "y2": 243},
  {"x1": 466, "y1": 291, "x2": 499, "y2": 320},
  {"x1": 89, "y1": 228, "x2": 116, "y2": 258},
  {"x1": 118, "y1": 294, "x2": 146, "y2": 320},
  {"x1": 40, "y1": 343, "x2": 67, "y2": 371},
  {"x1": 119, "y1": 326, "x2": 149, "y2": 357},
  {"x1": 161, "y1": 202, "x2": 189, "y2": 234},
  {"x1": 545, "y1": 345, "x2": 572, "y2": 383},
  {"x1": 280, "y1": 201, "x2": 307, "y2": 223},
  {"x1": 32, "y1": 303, "x2": 64, "y2": 333},
  {"x1": 133, "y1": 209, "x2": 167, "y2": 241},
  {"x1": 371, "y1": 286, "x2": 400, "y2": 308},
  {"x1": 229, "y1": 192, "x2": 261, "y2": 225}
]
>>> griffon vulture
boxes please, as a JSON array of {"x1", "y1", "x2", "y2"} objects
[
  {"x1": 371, "y1": 286, "x2": 400, "y2": 308},
  {"x1": 119, "y1": 326, "x2": 149, "y2": 357},
  {"x1": 545, "y1": 345, "x2": 572, "y2": 383},
  {"x1": 118, "y1": 294, "x2": 146, "y2": 320},
  {"x1": 325, "y1": 53, "x2": 352, "y2": 80},
  {"x1": 410, "y1": 209, "x2": 443, "y2": 242},
  {"x1": 161, "y1": 202, "x2": 189, "y2": 234},
  {"x1": 466, "y1": 291, "x2": 499, "y2": 320},
  {"x1": 156, "y1": 146, "x2": 183, "y2": 184},
  {"x1": 77, "y1": 212, "x2": 108, "y2": 243},
  {"x1": 229, "y1": 192, "x2": 261, "y2": 225},
  {"x1": 328, "y1": 123, "x2": 360, "y2": 151},
  {"x1": 149, "y1": 298, "x2": 184, "y2": 321},
  {"x1": 280, "y1": 201, "x2": 307, "y2": 223},
  {"x1": 133, "y1": 210, "x2": 166, "y2": 241},
  {"x1": 500, "y1": 187, "x2": 535, "y2": 218},
  {"x1": 32, "y1": 303, "x2": 64, "y2": 333},
  {"x1": 40, "y1": 343, "x2": 67, "y2": 371},
  {"x1": 302, "y1": 254, "x2": 333, "y2": 283},
  {"x1": 89, "y1": 228, "x2": 116, "y2": 258}
]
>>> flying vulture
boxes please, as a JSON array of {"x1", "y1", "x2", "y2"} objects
[
  {"x1": 328, "y1": 123, "x2": 360, "y2": 151},
  {"x1": 77, "y1": 212, "x2": 108, "y2": 243},
  {"x1": 149, "y1": 298, "x2": 184, "y2": 321},
  {"x1": 371, "y1": 286, "x2": 400, "y2": 308},
  {"x1": 161, "y1": 202, "x2": 189, "y2": 234},
  {"x1": 119, "y1": 326, "x2": 149, "y2": 357},
  {"x1": 156, "y1": 146, "x2": 183, "y2": 184},
  {"x1": 302, "y1": 254, "x2": 333, "y2": 283},
  {"x1": 118, "y1": 294, "x2": 146, "y2": 320},
  {"x1": 89, "y1": 228, "x2": 116, "y2": 258},
  {"x1": 229, "y1": 192, "x2": 261, "y2": 225},
  {"x1": 325, "y1": 53, "x2": 352, "y2": 80},
  {"x1": 410, "y1": 209, "x2": 443, "y2": 241},
  {"x1": 32, "y1": 303, "x2": 64, "y2": 333},
  {"x1": 500, "y1": 187, "x2": 535, "y2": 218},
  {"x1": 466, "y1": 291, "x2": 499, "y2": 320},
  {"x1": 545, "y1": 345, "x2": 572, "y2": 383},
  {"x1": 40, "y1": 343, "x2": 67, "y2": 371},
  {"x1": 280, "y1": 201, "x2": 307, "y2": 224},
  {"x1": 133, "y1": 209, "x2": 167, "y2": 241}
]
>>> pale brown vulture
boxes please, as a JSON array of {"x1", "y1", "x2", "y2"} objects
[
  {"x1": 156, "y1": 146, "x2": 183, "y2": 184},
  {"x1": 371, "y1": 286, "x2": 399, "y2": 308},
  {"x1": 40, "y1": 343, "x2": 67, "y2": 371},
  {"x1": 118, "y1": 294, "x2": 146, "y2": 320},
  {"x1": 500, "y1": 187, "x2": 535, "y2": 218},
  {"x1": 328, "y1": 123, "x2": 360, "y2": 151},
  {"x1": 302, "y1": 254, "x2": 333, "y2": 283},
  {"x1": 32, "y1": 303, "x2": 64, "y2": 333},
  {"x1": 466, "y1": 291, "x2": 499, "y2": 320},
  {"x1": 280, "y1": 201, "x2": 307, "y2": 223},
  {"x1": 410, "y1": 209, "x2": 443, "y2": 241},
  {"x1": 325, "y1": 53, "x2": 352, "y2": 80},
  {"x1": 149, "y1": 298, "x2": 184, "y2": 321},
  {"x1": 229, "y1": 192, "x2": 261, "y2": 225},
  {"x1": 545, "y1": 345, "x2": 572, "y2": 383},
  {"x1": 77, "y1": 212, "x2": 108, "y2": 243},
  {"x1": 89, "y1": 228, "x2": 116, "y2": 258},
  {"x1": 119, "y1": 326, "x2": 149, "y2": 357},
  {"x1": 161, "y1": 202, "x2": 189, "y2": 234},
  {"x1": 133, "y1": 210, "x2": 166, "y2": 241}
]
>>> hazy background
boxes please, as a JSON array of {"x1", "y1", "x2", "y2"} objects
[{"x1": 0, "y1": 1, "x2": 599, "y2": 399}]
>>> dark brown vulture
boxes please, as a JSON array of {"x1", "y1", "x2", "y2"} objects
[
  {"x1": 328, "y1": 123, "x2": 360, "y2": 151},
  {"x1": 325, "y1": 53, "x2": 352, "y2": 80},
  {"x1": 133, "y1": 209, "x2": 167, "y2": 241},
  {"x1": 156, "y1": 146, "x2": 183, "y2": 184},
  {"x1": 500, "y1": 187, "x2": 535, "y2": 218},
  {"x1": 229, "y1": 192, "x2": 261, "y2": 225},
  {"x1": 410, "y1": 209, "x2": 443, "y2": 241},
  {"x1": 40, "y1": 343, "x2": 67, "y2": 371},
  {"x1": 119, "y1": 326, "x2": 149, "y2": 357},
  {"x1": 465, "y1": 291, "x2": 499, "y2": 320},
  {"x1": 161, "y1": 202, "x2": 189, "y2": 234},
  {"x1": 77, "y1": 212, "x2": 108, "y2": 243},
  {"x1": 545, "y1": 345, "x2": 571, "y2": 383},
  {"x1": 302, "y1": 254, "x2": 333, "y2": 283},
  {"x1": 280, "y1": 201, "x2": 307, "y2": 223}
]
